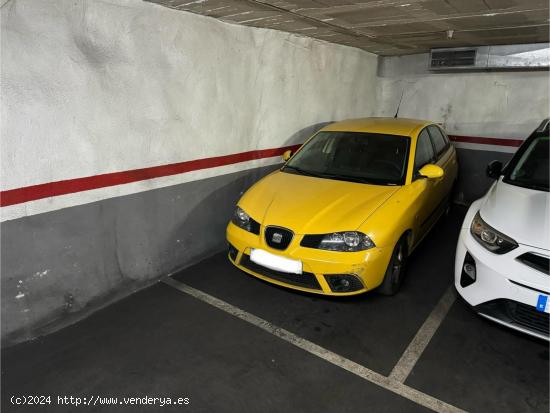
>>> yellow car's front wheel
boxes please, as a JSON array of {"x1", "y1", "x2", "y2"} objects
[{"x1": 378, "y1": 236, "x2": 408, "y2": 296}]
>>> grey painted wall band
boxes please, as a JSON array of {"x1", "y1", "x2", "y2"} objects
[{"x1": 1, "y1": 165, "x2": 279, "y2": 346}]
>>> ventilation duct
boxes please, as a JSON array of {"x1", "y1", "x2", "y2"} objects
[{"x1": 430, "y1": 43, "x2": 549, "y2": 71}]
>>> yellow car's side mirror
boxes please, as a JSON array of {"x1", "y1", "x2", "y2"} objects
[
  {"x1": 418, "y1": 164, "x2": 444, "y2": 179},
  {"x1": 282, "y1": 150, "x2": 293, "y2": 162}
]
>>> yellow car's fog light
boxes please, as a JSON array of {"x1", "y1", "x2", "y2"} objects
[{"x1": 324, "y1": 274, "x2": 364, "y2": 292}]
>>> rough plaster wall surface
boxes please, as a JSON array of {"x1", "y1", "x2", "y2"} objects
[
  {"x1": 377, "y1": 54, "x2": 550, "y2": 201},
  {"x1": 1, "y1": 0, "x2": 378, "y2": 220},
  {"x1": 1, "y1": 0, "x2": 379, "y2": 343},
  {"x1": 377, "y1": 54, "x2": 549, "y2": 140}
]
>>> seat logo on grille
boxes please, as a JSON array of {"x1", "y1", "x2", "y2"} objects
[{"x1": 272, "y1": 233, "x2": 283, "y2": 243}]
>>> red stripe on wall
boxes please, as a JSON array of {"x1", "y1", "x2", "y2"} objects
[
  {"x1": 0, "y1": 134, "x2": 523, "y2": 208},
  {"x1": 449, "y1": 135, "x2": 523, "y2": 147},
  {"x1": 0, "y1": 144, "x2": 301, "y2": 207}
]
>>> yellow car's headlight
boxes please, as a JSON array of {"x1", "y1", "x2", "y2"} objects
[
  {"x1": 301, "y1": 231, "x2": 375, "y2": 252},
  {"x1": 470, "y1": 211, "x2": 517, "y2": 254},
  {"x1": 231, "y1": 206, "x2": 260, "y2": 235}
]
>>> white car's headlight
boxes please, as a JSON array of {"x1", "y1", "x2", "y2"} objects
[
  {"x1": 301, "y1": 231, "x2": 375, "y2": 252},
  {"x1": 470, "y1": 211, "x2": 518, "y2": 254},
  {"x1": 231, "y1": 206, "x2": 260, "y2": 234}
]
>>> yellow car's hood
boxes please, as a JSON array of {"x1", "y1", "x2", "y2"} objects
[{"x1": 239, "y1": 171, "x2": 399, "y2": 234}]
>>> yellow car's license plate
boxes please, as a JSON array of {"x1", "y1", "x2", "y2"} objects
[{"x1": 250, "y1": 248, "x2": 302, "y2": 274}]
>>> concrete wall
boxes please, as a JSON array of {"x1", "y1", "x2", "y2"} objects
[
  {"x1": 377, "y1": 53, "x2": 550, "y2": 201},
  {"x1": 1, "y1": 0, "x2": 378, "y2": 222},
  {"x1": 1, "y1": 0, "x2": 379, "y2": 344}
]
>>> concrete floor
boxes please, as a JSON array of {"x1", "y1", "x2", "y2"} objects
[{"x1": 2, "y1": 208, "x2": 548, "y2": 412}]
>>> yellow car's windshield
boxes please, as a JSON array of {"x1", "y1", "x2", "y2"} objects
[{"x1": 283, "y1": 131, "x2": 410, "y2": 186}]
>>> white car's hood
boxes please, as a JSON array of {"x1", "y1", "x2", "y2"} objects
[{"x1": 480, "y1": 178, "x2": 550, "y2": 250}]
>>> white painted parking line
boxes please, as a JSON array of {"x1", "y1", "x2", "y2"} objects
[
  {"x1": 389, "y1": 286, "x2": 457, "y2": 383},
  {"x1": 163, "y1": 278, "x2": 466, "y2": 413}
]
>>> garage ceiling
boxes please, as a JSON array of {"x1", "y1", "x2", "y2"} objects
[{"x1": 146, "y1": 0, "x2": 549, "y2": 55}]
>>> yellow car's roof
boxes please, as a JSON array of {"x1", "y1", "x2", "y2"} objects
[{"x1": 321, "y1": 117, "x2": 433, "y2": 137}]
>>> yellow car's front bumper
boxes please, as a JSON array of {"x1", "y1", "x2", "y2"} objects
[{"x1": 226, "y1": 222, "x2": 393, "y2": 296}]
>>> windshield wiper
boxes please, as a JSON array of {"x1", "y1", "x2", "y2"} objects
[
  {"x1": 284, "y1": 167, "x2": 396, "y2": 186},
  {"x1": 283, "y1": 165, "x2": 326, "y2": 178},
  {"x1": 320, "y1": 173, "x2": 393, "y2": 185},
  {"x1": 321, "y1": 174, "x2": 367, "y2": 183}
]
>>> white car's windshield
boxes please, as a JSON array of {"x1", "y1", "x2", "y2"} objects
[
  {"x1": 505, "y1": 136, "x2": 549, "y2": 191},
  {"x1": 283, "y1": 131, "x2": 410, "y2": 186}
]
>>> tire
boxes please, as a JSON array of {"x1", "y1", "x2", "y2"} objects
[{"x1": 378, "y1": 236, "x2": 408, "y2": 296}]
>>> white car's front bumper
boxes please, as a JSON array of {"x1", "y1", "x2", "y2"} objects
[{"x1": 455, "y1": 206, "x2": 550, "y2": 341}]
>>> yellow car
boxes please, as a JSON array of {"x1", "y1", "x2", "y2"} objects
[{"x1": 226, "y1": 117, "x2": 458, "y2": 296}]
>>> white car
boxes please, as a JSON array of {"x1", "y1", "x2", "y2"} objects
[{"x1": 455, "y1": 119, "x2": 549, "y2": 341}]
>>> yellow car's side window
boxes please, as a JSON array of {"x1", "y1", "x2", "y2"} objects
[
  {"x1": 414, "y1": 129, "x2": 435, "y2": 177},
  {"x1": 427, "y1": 125, "x2": 450, "y2": 158}
]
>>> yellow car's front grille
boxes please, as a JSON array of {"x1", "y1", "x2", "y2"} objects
[{"x1": 264, "y1": 226, "x2": 293, "y2": 250}]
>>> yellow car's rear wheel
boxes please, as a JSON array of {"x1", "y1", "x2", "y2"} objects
[{"x1": 378, "y1": 237, "x2": 408, "y2": 296}]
